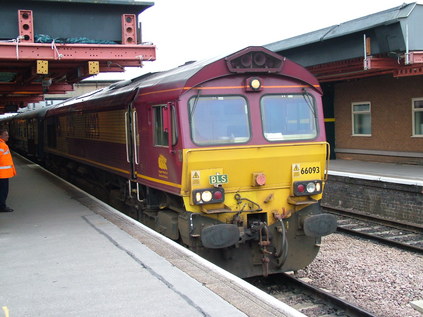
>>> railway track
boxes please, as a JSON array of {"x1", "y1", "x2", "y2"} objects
[
  {"x1": 323, "y1": 206, "x2": 423, "y2": 254},
  {"x1": 247, "y1": 273, "x2": 375, "y2": 317}
]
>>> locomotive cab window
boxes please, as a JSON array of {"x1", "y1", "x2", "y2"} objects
[
  {"x1": 189, "y1": 96, "x2": 250, "y2": 145},
  {"x1": 261, "y1": 94, "x2": 317, "y2": 141},
  {"x1": 153, "y1": 105, "x2": 178, "y2": 146}
]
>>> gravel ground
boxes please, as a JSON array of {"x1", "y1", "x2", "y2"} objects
[{"x1": 296, "y1": 233, "x2": 423, "y2": 317}]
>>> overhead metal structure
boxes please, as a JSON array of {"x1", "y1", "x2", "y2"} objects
[
  {"x1": 265, "y1": 2, "x2": 423, "y2": 82},
  {"x1": 0, "y1": 0, "x2": 156, "y2": 113}
]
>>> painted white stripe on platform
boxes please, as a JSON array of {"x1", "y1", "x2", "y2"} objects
[{"x1": 328, "y1": 170, "x2": 423, "y2": 186}]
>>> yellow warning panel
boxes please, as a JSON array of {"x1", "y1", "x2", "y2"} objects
[
  {"x1": 190, "y1": 168, "x2": 223, "y2": 189},
  {"x1": 36, "y1": 60, "x2": 48, "y2": 74},
  {"x1": 191, "y1": 170, "x2": 201, "y2": 186}
]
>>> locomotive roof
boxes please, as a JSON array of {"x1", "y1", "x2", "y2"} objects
[
  {"x1": 13, "y1": 106, "x2": 52, "y2": 119},
  {"x1": 48, "y1": 46, "x2": 320, "y2": 114}
]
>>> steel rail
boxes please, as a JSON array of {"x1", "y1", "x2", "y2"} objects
[
  {"x1": 247, "y1": 273, "x2": 376, "y2": 317},
  {"x1": 281, "y1": 273, "x2": 376, "y2": 317},
  {"x1": 323, "y1": 206, "x2": 423, "y2": 254}
]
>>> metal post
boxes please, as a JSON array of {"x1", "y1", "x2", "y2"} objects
[
  {"x1": 405, "y1": 24, "x2": 410, "y2": 65},
  {"x1": 363, "y1": 34, "x2": 368, "y2": 70}
]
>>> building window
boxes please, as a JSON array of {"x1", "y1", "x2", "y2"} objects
[
  {"x1": 412, "y1": 98, "x2": 423, "y2": 136},
  {"x1": 352, "y1": 102, "x2": 371, "y2": 136}
]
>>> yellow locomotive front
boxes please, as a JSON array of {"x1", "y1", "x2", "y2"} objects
[
  {"x1": 174, "y1": 49, "x2": 336, "y2": 277},
  {"x1": 181, "y1": 143, "x2": 333, "y2": 277}
]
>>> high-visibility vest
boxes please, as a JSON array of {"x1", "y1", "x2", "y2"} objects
[{"x1": 0, "y1": 139, "x2": 16, "y2": 179}]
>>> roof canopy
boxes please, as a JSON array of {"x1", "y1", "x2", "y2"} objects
[{"x1": 266, "y1": 3, "x2": 423, "y2": 82}]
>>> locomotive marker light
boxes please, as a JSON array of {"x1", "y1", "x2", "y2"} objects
[{"x1": 246, "y1": 77, "x2": 263, "y2": 91}]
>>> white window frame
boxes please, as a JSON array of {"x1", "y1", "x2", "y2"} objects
[
  {"x1": 412, "y1": 98, "x2": 423, "y2": 137},
  {"x1": 352, "y1": 101, "x2": 371, "y2": 136}
]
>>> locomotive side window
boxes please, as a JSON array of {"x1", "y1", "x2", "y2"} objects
[
  {"x1": 261, "y1": 94, "x2": 317, "y2": 141},
  {"x1": 153, "y1": 105, "x2": 168, "y2": 146},
  {"x1": 153, "y1": 105, "x2": 178, "y2": 146},
  {"x1": 189, "y1": 96, "x2": 250, "y2": 145}
]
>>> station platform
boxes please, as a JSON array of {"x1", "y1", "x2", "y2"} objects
[
  {"x1": 0, "y1": 155, "x2": 305, "y2": 317},
  {"x1": 329, "y1": 159, "x2": 423, "y2": 186},
  {"x1": 325, "y1": 159, "x2": 423, "y2": 225}
]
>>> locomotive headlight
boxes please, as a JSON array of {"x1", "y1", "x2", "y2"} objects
[
  {"x1": 306, "y1": 182, "x2": 316, "y2": 193},
  {"x1": 201, "y1": 191, "x2": 213, "y2": 202},
  {"x1": 246, "y1": 77, "x2": 263, "y2": 91},
  {"x1": 293, "y1": 180, "x2": 323, "y2": 196},
  {"x1": 250, "y1": 78, "x2": 261, "y2": 90}
]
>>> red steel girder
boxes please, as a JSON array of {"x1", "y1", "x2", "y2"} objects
[
  {"x1": 316, "y1": 69, "x2": 395, "y2": 82},
  {"x1": 309, "y1": 53, "x2": 423, "y2": 82},
  {"x1": 0, "y1": 8, "x2": 157, "y2": 113},
  {"x1": 308, "y1": 57, "x2": 364, "y2": 76},
  {"x1": 308, "y1": 56, "x2": 405, "y2": 82},
  {"x1": 364, "y1": 57, "x2": 400, "y2": 70},
  {"x1": 0, "y1": 42, "x2": 156, "y2": 62},
  {"x1": 0, "y1": 83, "x2": 73, "y2": 94},
  {"x1": 395, "y1": 64, "x2": 423, "y2": 77},
  {"x1": 0, "y1": 95, "x2": 44, "y2": 103},
  {"x1": 18, "y1": 10, "x2": 34, "y2": 43},
  {"x1": 408, "y1": 51, "x2": 423, "y2": 64}
]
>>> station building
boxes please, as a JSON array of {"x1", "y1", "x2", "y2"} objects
[{"x1": 266, "y1": 2, "x2": 423, "y2": 165}]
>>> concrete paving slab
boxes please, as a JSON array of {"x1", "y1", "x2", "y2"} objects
[
  {"x1": 0, "y1": 157, "x2": 247, "y2": 317},
  {"x1": 1, "y1": 155, "x2": 306, "y2": 317}
]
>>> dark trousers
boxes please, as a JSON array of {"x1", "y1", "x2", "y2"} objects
[{"x1": 0, "y1": 178, "x2": 9, "y2": 209}]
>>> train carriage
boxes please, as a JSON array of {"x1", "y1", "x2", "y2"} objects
[
  {"x1": 9, "y1": 107, "x2": 50, "y2": 160},
  {"x1": 15, "y1": 46, "x2": 336, "y2": 277}
]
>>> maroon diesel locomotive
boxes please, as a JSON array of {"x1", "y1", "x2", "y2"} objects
[{"x1": 9, "y1": 46, "x2": 336, "y2": 277}]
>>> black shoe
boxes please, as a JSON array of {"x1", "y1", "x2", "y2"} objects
[{"x1": 0, "y1": 207, "x2": 13, "y2": 212}]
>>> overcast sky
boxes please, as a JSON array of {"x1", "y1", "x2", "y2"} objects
[{"x1": 95, "y1": 0, "x2": 413, "y2": 79}]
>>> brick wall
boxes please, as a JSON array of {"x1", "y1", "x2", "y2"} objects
[
  {"x1": 334, "y1": 75, "x2": 423, "y2": 163},
  {"x1": 322, "y1": 175, "x2": 423, "y2": 225}
]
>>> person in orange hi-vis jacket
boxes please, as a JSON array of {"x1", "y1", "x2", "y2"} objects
[{"x1": 0, "y1": 128, "x2": 16, "y2": 212}]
